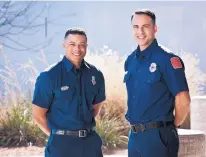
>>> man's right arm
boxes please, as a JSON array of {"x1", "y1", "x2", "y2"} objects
[
  {"x1": 32, "y1": 105, "x2": 50, "y2": 136},
  {"x1": 32, "y1": 72, "x2": 53, "y2": 136}
]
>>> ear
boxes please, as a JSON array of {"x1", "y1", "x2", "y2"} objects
[
  {"x1": 62, "y1": 41, "x2": 65, "y2": 48},
  {"x1": 154, "y1": 24, "x2": 158, "y2": 33}
]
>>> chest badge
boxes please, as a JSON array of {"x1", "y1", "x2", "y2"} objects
[
  {"x1": 91, "y1": 76, "x2": 96, "y2": 85},
  {"x1": 61, "y1": 86, "x2": 69, "y2": 91},
  {"x1": 149, "y1": 63, "x2": 157, "y2": 73}
]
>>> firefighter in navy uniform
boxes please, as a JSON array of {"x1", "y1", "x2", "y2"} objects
[
  {"x1": 124, "y1": 10, "x2": 190, "y2": 157},
  {"x1": 32, "y1": 28, "x2": 106, "y2": 157}
]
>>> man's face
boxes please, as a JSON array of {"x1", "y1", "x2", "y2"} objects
[
  {"x1": 63, "y1": 34, "x2": 87, "y2": 63},
  {"x1": 132, "y1": 14, "x2": 157, "y2": 51}
]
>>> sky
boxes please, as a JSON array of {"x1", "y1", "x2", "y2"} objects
[{"x1": 1, "y1": 1, "x2": 206, "y2": 72}]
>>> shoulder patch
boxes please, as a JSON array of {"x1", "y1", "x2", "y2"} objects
[{"x1": 170, "y1": 57, "x2": 182, "y2": 69}]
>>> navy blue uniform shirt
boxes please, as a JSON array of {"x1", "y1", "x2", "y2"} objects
[
  {"x1": 32, "y1": 56, "x2": 106, "y2": 130},
  {"x1": 124, "y1": 39, "x2": 189, "y2": 124}
]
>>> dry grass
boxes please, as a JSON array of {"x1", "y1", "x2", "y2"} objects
[
  {"x1": 0, "y1": 97, "x2": 47, "y2": 147},
  {"x1": 0, "y1": 46, "x2": 205, "y2": 148},
  {"x1": 96, "y1": 99, "x2": 129, "y2": 150}
]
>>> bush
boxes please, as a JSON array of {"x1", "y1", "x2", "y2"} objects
[
  {"x1": 0, "y1": 46, "x2": 206, "y2": 149},
  {"x1": 96, "y1": 99, "x2": 129, "y2": 151},
  {"x1": 0, "y1": 97, "x2": 47, "y2": 147}
]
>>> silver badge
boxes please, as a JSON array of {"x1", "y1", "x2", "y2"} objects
[
  {"x1": 91, "y1": 76, "x2": 96, "y2": 85},
  {"x1": 149, "y1": 63, "x2": 157, "y2": 73},
  {"x1": 61, "y1": 86, "x2": 69, "y2": 91}
]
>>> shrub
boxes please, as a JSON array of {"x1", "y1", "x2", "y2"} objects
[{"x1": 0, "y1": 97, "x2": 47, "y2": 147}]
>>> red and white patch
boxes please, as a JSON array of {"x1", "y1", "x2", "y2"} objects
[{"x1": 170, "y1": 57, "x2": 182, "y2": 69}]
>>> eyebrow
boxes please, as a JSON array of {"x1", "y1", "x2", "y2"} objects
[
  {"x1": 143, "y1": 24, "x2": 150, "y2": 27},
  {"x1": 68, "y1": 41, "x2": 86, "y2": 44},
  {"x1": 133, "y1": 24, "x2": 151, "y2": 27}
]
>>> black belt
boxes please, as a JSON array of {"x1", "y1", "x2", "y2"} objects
[
  {"x1": 51, "y1": 128, "x2": 95, "y2": 137},
  {"x1": 131, "y1": 121, "x2": 174, "y2": 133}
]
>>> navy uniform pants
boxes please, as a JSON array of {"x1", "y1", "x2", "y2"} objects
[
  {"x1": 45, "y1": 131, "x2": 103, "y2": 157},
  {"x1": 128, "y1": 126, "x2": 179, "y2": 157}
]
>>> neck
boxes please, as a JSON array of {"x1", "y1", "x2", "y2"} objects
[
  {"x1": 139, "y1": 45, "x2": 148, "y2": 51},
  {"x1": 65, "y1": 56, "x2": 82, "y2": 69},
  {"x1": 139, "y1": 38, "x2": 155, "y2": 51},
  {"x1": 73, "y1": 61, "x2": 82, "y2": 69}
]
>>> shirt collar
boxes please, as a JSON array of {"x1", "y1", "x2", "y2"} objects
[
  {"x1": 62, "y1": 56, "x2": 73, "y2": 72},
  {"x1": 135, "y1": 38, "x2": 158, "y2": 59},
  {"x1": 62, "y1": 56, "x2": 89, "y2": 72}
]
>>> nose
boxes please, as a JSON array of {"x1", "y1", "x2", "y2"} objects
[
  {"x1": 138, "y1": 27, "x2": 144, "y2": 35},
  {"x1": 73, "y1": 45, "x2": 80, "y2": 51}
]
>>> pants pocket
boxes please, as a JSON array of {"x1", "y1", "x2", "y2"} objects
[
  {"x1": 167, "y1": 128, "x2": 179, "y2": 156},
  {"x1": 156, "y1": 128, "x2": 168, "y2": 150},
  {"x1": 157, "y1": 128, "x2": 179, "y2": 157},
  {"x1": 45, "y1": 134, "x2": 55, "y2": 156}
]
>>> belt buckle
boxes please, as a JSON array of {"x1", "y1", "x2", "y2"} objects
[
  {"x1": 79, "y1": 130, "x2": 87, "y2": 137},
  {"x1": 56, "y1": 130, "x2": 65, "y2": 135},
  {"x1": 139, "y1": 124, "x2": 145, "y2": 132}
]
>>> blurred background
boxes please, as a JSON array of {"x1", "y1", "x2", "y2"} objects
[
  {"x1": 1, "y1": 1, "x2": 206, "y2": 71},
  {"x1": 0, "y1": 1, "x2": 206, "y2": 156}
]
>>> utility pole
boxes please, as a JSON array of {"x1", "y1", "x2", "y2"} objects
[{"x1": 45, "y1": 17, "x2": 47, "y2": 38}]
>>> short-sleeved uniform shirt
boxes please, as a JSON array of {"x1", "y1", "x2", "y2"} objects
[
  {"x1": 124, "y1": 39, "x2": 189, "y2": 124},
  {"x1": 32, "y1": 56, "x2": 106, "y2": 130}
]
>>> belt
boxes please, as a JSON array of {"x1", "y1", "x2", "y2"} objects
[
  {"x1": 51, "y1": 128, "x2": 95, "y2": 137},
  {"x1": 131, "y1": 121, "x2": 174, "y2": 133}
]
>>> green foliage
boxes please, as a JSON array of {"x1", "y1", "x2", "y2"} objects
[
  {"x1": 0, "y1": 47, "x2": 206, "y2": 148},
  {"x1": 96, "y1": 100, "x2": 129, "y2": 151},
  {"x1": 0, "y1": 98, "x2": 47, "y2": 147}
]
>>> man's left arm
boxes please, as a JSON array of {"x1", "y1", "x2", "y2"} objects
[
  {"x1": 174, "y1": 91, "x2": 190, "y2": 127},
  {"x1": 162, "y1": 55, "x2": 191, "y2": 127},
  {"x1": 93, "y1": 71, "x2": 106, "y2": 117}
]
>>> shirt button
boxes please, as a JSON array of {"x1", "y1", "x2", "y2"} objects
[
  {"x1": 138, "y1": 70, "x2": 140, "y2": 72},
  {"x1": 133, "y1": 96, "x2": 135, "y2": 99}
]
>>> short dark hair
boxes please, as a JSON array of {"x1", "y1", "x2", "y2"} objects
[
  {"x1": 64, "y1": 27, "x2": 87, "y2": 40},
  {"x1": 131, "y1": 9, "x2": 156, "y2": 25}
]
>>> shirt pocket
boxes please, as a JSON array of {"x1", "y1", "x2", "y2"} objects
[
  {"x1": 123, "y1": 72, "x2": 136, "y2": 95},
  {"x1": 53, "y1": 87, "x2": 76, "y2": 112},
  {"x1": 123, "y1": 72, "x2": 131, "y2": 83},
  {"x1": 85, "y1": 85, "x2": 98, "y2": 107},
  {"x1": 54, "y1": 87, "x2": 75, "y2": 100},
  {"x1": 143, "y1": 71, "x2": 161, "y2": 84}
]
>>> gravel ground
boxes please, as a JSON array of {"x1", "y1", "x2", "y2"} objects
[{"x1": 0, "y1": 147, "x2": 127, "y2": 157}]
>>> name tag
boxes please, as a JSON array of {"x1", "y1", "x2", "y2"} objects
[{"x1": 61, "y1": 86, "x2": 69, "y2": 91}]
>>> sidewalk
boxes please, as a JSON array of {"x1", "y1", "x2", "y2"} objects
[{"x1": 0, "y1": 147, "x2": 127, "y2": 157}]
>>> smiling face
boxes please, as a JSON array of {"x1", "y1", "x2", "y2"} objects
[
  {"x1": 63, "y1": 34, "x2": 87, "y2": 67},
  {"x1": 132, "y1": 14, "x2": 157, "y2": 51}
]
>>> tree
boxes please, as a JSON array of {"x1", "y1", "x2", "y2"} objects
[{"x1": 0, "y1": 1, "x2": 51, "y2": 52}]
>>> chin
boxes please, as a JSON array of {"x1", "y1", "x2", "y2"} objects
[
  {"x1": 136, "y1": 39, "x2": 145, "y2": 44},
  {"x1": 73, "y1": 57, "x2": 83, "y2": 61},
  {"x1": 137, "y1": 42, "x2": 146, "y2": 47}
]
